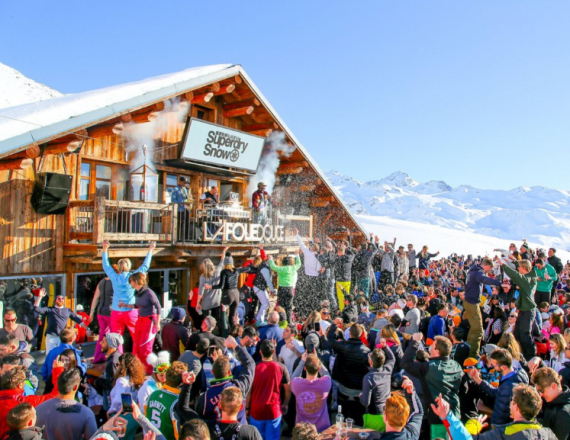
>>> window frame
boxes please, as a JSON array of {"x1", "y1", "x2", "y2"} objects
[{"x1": 79, "y1": 160, "x2": 130, "y2": 201}]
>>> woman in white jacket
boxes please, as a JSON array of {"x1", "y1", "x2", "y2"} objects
[
  {"x1": 137, "y1": 351, "x2": 170, "y2": 411},
  {"x1": 108, "y1": 353, "x2": 146, "y2": 440}
]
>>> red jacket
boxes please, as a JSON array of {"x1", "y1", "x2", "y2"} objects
[
  {"x1": 0, "y1": 367, "x2": 64, "y2": 438},
  {"x1": 243, "y1": 249, "x2": 266, "y2": 288},
  {"x1": 252, "y1": 190, "x2": 272, "y2": 210}
]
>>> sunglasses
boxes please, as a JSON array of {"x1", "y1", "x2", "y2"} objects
[
  {"x1": 154, "y1": 363, "x2": 171, "y2": 374},
  {"x1": 4, "y1": 318, "x2": 16, "y2": 322}
]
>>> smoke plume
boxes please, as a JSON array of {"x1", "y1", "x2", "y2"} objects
[{"x1": 248, "y1": 131, "x2": 295, "y2": 197}]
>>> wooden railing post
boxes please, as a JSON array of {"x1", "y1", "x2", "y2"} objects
[
  {"x1": 93, "y1": 197, "x2": 106, "y2": 244},
  {"x1": 171, "y1": 204, "x2": 178, "y2": 245},
  {"x1": 309, "y1": 214, "x2": 314, "y2": 241}
]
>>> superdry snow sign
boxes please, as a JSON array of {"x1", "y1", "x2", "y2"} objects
[{"x1": 181, "y1": 118, "x2": 265, "y2": 172}]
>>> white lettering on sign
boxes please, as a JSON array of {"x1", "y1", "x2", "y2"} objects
[
  {"x1": 203, "y1": 222, "x2": 285, "y2": 242},
  {"x1": 181, "y1": 118, "x2": 266, "y2": 172}
]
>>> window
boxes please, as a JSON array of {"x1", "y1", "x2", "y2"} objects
[
  {"x1": 79, "y1": 161, "x2": 129, "y2": 201},
  {"x1": 95, "y1": 165, "x2": 112, "y2": 198},
  {"x1": 192, "y1": 105, "x2": 213, "y2": 122},
  {"x1": 79, "y1": 163, "x2": 91, "y2": 200},
  {"x1": 116, "y1": 168, "x2": 130, "y2": 201}
]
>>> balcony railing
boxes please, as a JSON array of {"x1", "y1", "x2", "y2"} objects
[{"x1": 67, "y1": 198, "x2": 313, "y2": 245}]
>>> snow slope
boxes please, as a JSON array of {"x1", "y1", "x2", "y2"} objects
[
  {"x1": 0, "y1": 63, "x2": 62, "y2": 109},
  {"x1": 327, "y1": 170, "x2": 570, "y2": 261}
]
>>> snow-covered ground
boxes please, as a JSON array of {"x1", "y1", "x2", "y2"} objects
[
  {"x1": 0, "y1": 63, "x2": 62, "y2": 109},
  {"x1": 327, "y1": 170, "x2": 570, "y2": 262}
]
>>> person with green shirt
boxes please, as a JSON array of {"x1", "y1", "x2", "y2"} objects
[
  {"x1": 146, "y1": 361, "x2": 190, "y2": 440},
  {"x1": 268, "y1": 251, "x2": 301, "y2": 323},
  {"x1": 500, "y1": 258, "x2": 538, "y2": 360},
  {"x1": 534, "y1": 258, "x2": 558, "y2": 305}
]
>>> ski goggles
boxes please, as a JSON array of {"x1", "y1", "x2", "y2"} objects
[{"x1": 154, "y1": 363, "x2": 171, "y2": 374}]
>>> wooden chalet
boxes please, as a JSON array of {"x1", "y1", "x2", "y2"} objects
[{"x1": 0, "y1": 64, "x2": 365, "y2": 317}]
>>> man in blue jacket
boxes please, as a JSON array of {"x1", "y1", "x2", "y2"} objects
[
  {"x1": 41, "y1": 328, "x2": 86, "y2": 386},
  {"x1": 468, "y1": 348, "x2": 528, "y2": 427},
  {"x1": 464, "y1": 258, "x2": 502, "y2": 357}
]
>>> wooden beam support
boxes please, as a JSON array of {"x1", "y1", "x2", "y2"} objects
[
  {"x1": 276, "y1": 166, "x2": 303, "y2": 175},
  {"x1": 0, "y1": 158, "x2": 33, "y2": 171},
  {"x1": 87, "y1": 123, "x2": 123, "y2": 138},
  {"x1": 206, "y1": 82, "x2": 221, "y2": 92},
  {"x1": 43, "y1": 141, "x2": 82, "y2": 155},
  {"x1": 279, "y1": 160, "x2": 309, "y2": 170},
  {"x1": 298, "y1": 185, "x2": 316, "y2": 192},
  {"x1": 242, "y1": 122, "x2": 279, "y2": 131},
  {"x1": 234, "y1": 75, "x2": 242, "y2": 84},
  {"x1": 184, "y1": 91, "x2": 194, "y2": 101},
  {"x1": 213, "y1": 84, "x2": 235, "y2": 96},
  {"x1": 311, "y1": 201, "x2": 330, "y2": 208},
  {"x1": 223, "y1": 106, "x2": 254, "y2": 118},
  {"x1": 130, "y1": 111, "x2": 155, "y2": 124},
  {"x1": 120, "y1": 114, "x2": 132, "y2": 123},
  {"x1": 192, "y1": 92, "x2": 214, "y2": 104},
  {"x1": 10, "y1": 145, "x2": 41, "y2": 160},
  {"x1": 245, "y1": 129, "x2": 272, "y2": 137},
  {"x1": 223, "y1": 99, "x2": 261, "y2": 111},
  {"x1": 314, "y1": 196, "x2": 337, "y2": 203}
]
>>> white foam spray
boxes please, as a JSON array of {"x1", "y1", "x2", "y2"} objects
[{"x1": 247, "y1": 131, "x2": 295, "y2": 198}]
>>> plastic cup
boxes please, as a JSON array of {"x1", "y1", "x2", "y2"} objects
[{"x1": 346, "y1": 418, "x2": 354, "y2": 431}]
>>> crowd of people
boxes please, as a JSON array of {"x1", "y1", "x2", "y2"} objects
[{"x1": 1, "y1": 233, "x2": 570, "y2": 440}]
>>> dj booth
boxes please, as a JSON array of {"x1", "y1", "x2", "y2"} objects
[{"x1": 197, "y1": 204, "x2": 252, "y2": 222}]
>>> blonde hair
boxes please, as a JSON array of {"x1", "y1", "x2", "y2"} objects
[
  {"x1": 117, "y1": 258, "x2": 132, "y2": 273},
  {"x1": 223, "y1": 264, "x2": 234, "y2": 271},
  {"x1": 200, "y1": 259, "x2": 215, "y2": 278},
  {"x1": 498, "y1": 332, "x2": 522, "y2": 361},
  {"x1": 381, "y1": 324, "x2": 401, "y2": 346},
  {"x1": 519, "y1": 260, "x2": 532, "y2": 272},
  {"x1": 563, "y1": 328, "x2": 570, "y2": 346}
]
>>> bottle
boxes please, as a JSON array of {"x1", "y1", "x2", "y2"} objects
[{"x1": 336, "y1": 405, "x2": 344, "y2": 429}]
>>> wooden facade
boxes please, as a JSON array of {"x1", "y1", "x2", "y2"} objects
[{"x1": 0, "y1": 69, "x2": 365, "y2": 312}]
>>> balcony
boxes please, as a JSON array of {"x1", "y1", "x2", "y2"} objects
[{"x1": 66, "y1": 198, "x2": 313, "y2": 248}]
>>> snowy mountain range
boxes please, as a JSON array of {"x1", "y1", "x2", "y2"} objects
[
  {"x1": 0, "y1": 62, "x2": 62, "y2": 109},
  {"x1": 326, "y1": 170, "x2": 570, "y2": 259}
]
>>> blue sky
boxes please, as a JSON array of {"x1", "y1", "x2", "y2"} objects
[{"x1": 1, "y1": 1, "x2": 569, "y2": 189}]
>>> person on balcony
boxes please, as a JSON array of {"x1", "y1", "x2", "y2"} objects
[
  {"x1": 171, "y1": 176, "x2": 192, "y2": 242},
  {"x1": 200, "y1": 185, "x2": 219, "y2": 238},
  {"x1": 252, "y1": 182, "x2": 273, "y2": 225},
  {"x1": 101, "y1": 240, "x2": 155, "y2": 353}
]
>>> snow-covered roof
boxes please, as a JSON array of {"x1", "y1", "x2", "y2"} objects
[
  {"x1": 0, "y1": 64, "x2": 236, "y2": 154},
  {"x1": 0, "y1": 63, "x2": 366, "y2": 234}
]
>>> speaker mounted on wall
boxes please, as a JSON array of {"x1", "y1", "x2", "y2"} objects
[{"x1": 31, "y1": 172, "x2": 73, "y2": 215}]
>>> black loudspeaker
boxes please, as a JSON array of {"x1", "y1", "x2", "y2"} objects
[{"x1": 31, "y1": 172, "x2": 73, "y2": 215}]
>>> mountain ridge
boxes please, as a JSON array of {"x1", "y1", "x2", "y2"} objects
[{"x1": 326, "y1": 170, "x2": 570, "y2": 254}]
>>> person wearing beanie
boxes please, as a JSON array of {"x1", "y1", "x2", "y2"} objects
[
  {"x1": 93, "y1": 333, "x2": 123, "y2": 409},
  {"x1": 251, "y1": 181, "x2": 274, "y2": 225},
  {"x1": 161, "y1": 307, "x2": 190, "y2": 361}
]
